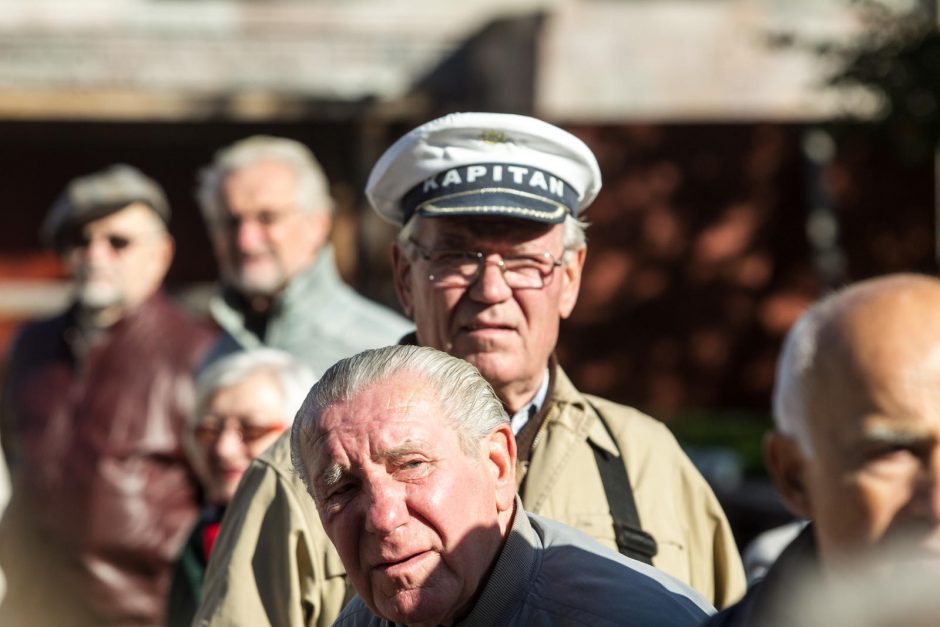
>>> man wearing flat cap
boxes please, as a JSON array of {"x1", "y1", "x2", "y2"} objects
[
  {"x1": 0, "y1": 165, "x2": 216, "y2": 626},
  {"x1": 194, "y1": 114, "x2": 744, "y2": 627}
]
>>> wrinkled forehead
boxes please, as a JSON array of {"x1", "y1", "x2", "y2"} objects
[
  {"x1": 308, "y1": 379, "x2": 454, "y2": 451},
  {"x1": 414, "y1": 215, "x2": 562, "y2": 247}
]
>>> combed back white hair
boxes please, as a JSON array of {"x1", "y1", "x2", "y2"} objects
[
  {"x1": 197, "y1": 135, "x2": 333, "y2": 222},
  {"x1": 772, "y1": 294, "x2": 842, "y2": 457},
  {"x1": 396, "y1": 213, "x2": 588, "y2": 260},
  {"x1": 291, "y1": 345, "x2": 509, "y2": 490},
  {"x1": 193, "y1": 348, "x2": 317, "y2": 430}
]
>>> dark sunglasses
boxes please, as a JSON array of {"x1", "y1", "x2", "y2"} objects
[{"x1": 66, "y1": 233, "x2": 137, "y2": 252}]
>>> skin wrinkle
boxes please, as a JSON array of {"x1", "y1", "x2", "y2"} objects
[
  {"x1": 298, "y1": 369, "x2": 516, "y2": 626},
  {"x1": 393, "y1": 216, "x2": 584, "y2": 414}
]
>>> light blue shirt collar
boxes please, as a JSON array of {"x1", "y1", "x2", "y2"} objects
[{"x1": 509, "y1": 369, "x2": 550, "y2": 435}]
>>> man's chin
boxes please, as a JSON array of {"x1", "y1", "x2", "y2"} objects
[
  {"x1": 461, "y1": 352, "x2": 525, "y2": 389},
  {"x1": 229, "y1": 270, "x2": 285, "y2": 298},
  {"x1": 373, "y1": 589, "x2": 452, "y2": 627},
  {"x1": 75, "y1": 283, "x2": 123, "y2": 311}
]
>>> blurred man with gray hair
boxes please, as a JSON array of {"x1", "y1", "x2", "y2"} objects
[
  {"x1": 196, "y1": 135, "x2": 412, "y2": 374},
  {"x1": 193, "y1": 136, "x2": 410, "y2": 627},
  {"x1": 291, "y1": 345, "x2": 714, "y2": 626},
  {"x1": 706, "y1": 273, "x2": 940, "y2": 626},
  {"x1": 0, "y1": 164, "x2": 216, "y2": 626}
]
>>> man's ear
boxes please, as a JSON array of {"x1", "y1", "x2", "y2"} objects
[
  {"x1": 558, "y1": 246, "x2": 585, "y2": 319},
  {"x1": 484, "y1": 424, "x2": 517, "y2": 512},
  {"x1": 764, "y1": 431, "x2": 813, "y2": 519},
  {"x1": 391, "y1": 244, "x2": 415, "y2": 319}
]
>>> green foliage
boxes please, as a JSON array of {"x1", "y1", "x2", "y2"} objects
[
  {"x1": 669, "y1": 409, "x2": 772, "y2": 477},
  {"x1": 772, "y1": 0, "x2": 940, "y2": 162},
  {"x1": 831, "y1": 0, "x2": 940, "y2": 160}
]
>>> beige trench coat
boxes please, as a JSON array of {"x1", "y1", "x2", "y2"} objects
[{"x1": 520, "y1": 368, "x2": 746, "y2": 610}]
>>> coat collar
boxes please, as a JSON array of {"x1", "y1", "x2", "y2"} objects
[{"x1": 458, "y1": 496, "x2": 540, "y2": 625}]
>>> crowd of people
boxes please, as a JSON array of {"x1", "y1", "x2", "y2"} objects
[{"x1": 0, "y1": 112, "x2": 937, "y2": 627}]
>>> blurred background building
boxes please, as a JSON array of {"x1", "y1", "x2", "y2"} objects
[{"x1": 0, "y1": 0, "x2": 935, "y2": 545}]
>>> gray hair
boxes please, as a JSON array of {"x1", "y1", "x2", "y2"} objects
[
  {"x1": 396, "y1": 213, "x2": 588, "y2": 260},
  {"x1": 196, "y1": 135, "x2": 334, "y2": 223},
  {"x1": 772, "y1": 293, "x2": 844, "y2": 457},
  {"x1": 193, "y1": 348, "x2": 317, "y2": 430},
  {"x1": 291, "y1": 345, "x2": 509, "y2": 490}
]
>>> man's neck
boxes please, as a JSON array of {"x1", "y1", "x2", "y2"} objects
[{"x1": 497, "y1": 370, "x2": 549, "y2": 415}]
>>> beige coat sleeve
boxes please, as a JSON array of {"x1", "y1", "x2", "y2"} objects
[{"x1": 193, "y1": 437, "x2": 349, "y2": 627}]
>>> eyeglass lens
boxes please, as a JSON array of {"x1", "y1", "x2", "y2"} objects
[{"x1": 68, "y1": 233, "x2": 134, "y2": 251}]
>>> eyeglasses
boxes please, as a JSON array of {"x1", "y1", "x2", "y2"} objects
[
  {"x1": 193, "y1": 414, "x2": 286, "y2": 446},
  {"x1": 214, "y1": 209, "x2": 299, "y2": 232},
  {"x1": 409, "y1": 238, "x2": 565, "y2": 290}
]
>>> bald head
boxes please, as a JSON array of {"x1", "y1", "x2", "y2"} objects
[
  {"x1": 774, "y1": 274, "x2": 940, "y2": 454},
  {"x1": 767, "y1": 273, "x2": 940, "y2": 566}
]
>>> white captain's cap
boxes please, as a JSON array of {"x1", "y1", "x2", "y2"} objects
[{"x1": 366, "y1": 112, "x2": 602, "y2": 225}]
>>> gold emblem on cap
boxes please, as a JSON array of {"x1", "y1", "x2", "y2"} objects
[{"x1": 479, "y1": 130, "x2": 508, "y2": 144}]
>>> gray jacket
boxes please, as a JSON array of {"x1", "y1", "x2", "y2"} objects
[
  {"x1": 205, "y1": 244, "x2": 412, "y2": 374},
  {"x1": 335, "y1": 497, "x2": 714, "y2": 626}
]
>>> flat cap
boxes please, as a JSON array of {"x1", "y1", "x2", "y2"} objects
[
  {"x1": 366, "y1": 112, "x2": 601, "y2": 225},
  {"x1": 42, "y1": 164, "x2": 170, "y2": 249}
]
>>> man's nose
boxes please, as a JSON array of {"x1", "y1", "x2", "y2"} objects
[
  {"x1": 235, "y1": 218, "x2": 266, "y2": 252},
  {"x1": 468, "y1": 257, "x2": 513, "y2": 303},
  {"x1": 212, "y1": 427, "x2": 244, "y2": 462},
  {"x1": 364, "y1": 479, "x2": 408, "y2": 536},
  {"x1": 83, "y1": 235, "x2": 116, "y2": 262}
]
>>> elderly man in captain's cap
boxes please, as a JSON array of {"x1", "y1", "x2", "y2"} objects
[
  {"x1": 0, "y1": 165, "x2": 216, "y2": 626},
  {"x1": 367, "y1": 113, "x2": 744, "y2": 606},
  {"x1": 194, "y1": 114, "x2": 745, "y2": 627}
]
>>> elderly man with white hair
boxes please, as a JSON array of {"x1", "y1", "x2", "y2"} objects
[
  {"x1": 196, "y1": 135, "x2": 412, "y2": 374},
  {"x1": 291, "y1": 344, "x2": 714, "y2": 627},
  {"x1": 706, "y1": 273, "x2": 940, "y2": 626}
]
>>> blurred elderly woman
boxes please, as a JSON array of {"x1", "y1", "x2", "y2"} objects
[{"x1": 166, "y1": 348, "x2": 315, "y2": 627}]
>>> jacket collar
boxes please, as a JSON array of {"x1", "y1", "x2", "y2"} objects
[
  {"x1": 211, "y1": 243, "x2": 343, "y2": 342},
  {"x1": 547, "y1": 365, "x2": 620, "y2": 457},
  {"x1": 459, "y1": 496, "x2": 540, "y2": 625},
  {"x1": 745, "y1": 523, "x2": 819, "y2": 626}
]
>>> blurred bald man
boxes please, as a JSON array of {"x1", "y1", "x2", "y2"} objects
[{"x1": 708, "y1": 273, "x2": 940, "y2": 627}]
